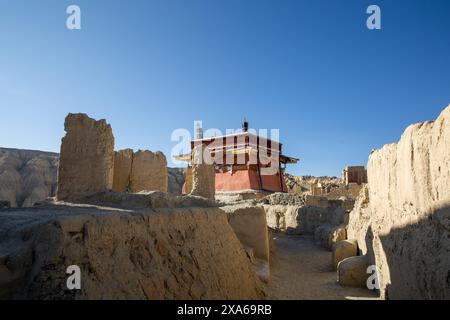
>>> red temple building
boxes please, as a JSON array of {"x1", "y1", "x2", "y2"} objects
[{"x1": 176, "y1": 121, "x2": 298, "y2": 194}]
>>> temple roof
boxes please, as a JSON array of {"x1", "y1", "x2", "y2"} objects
[{"x1": 174, "y1": 130, "x2": 299, "y2": 164}]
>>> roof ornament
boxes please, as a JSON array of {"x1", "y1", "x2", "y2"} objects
[{"x1": 242, "y1": 118, "x2": 249, "y2": 132}]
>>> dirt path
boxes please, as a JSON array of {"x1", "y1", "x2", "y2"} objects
[{"x1": 268, "y1": 233, "x2": 379, "y2": 300}]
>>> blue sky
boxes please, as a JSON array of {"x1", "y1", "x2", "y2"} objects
[{"x1": 0, "y1": 0, "x2": 449, "y2": 176}]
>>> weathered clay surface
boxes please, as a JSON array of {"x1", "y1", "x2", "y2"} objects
[
  {"x1": 261, "y1": 192, "x2": 306, "y2": 206},
  {"x1": 332, "y1": 239, "x2": 358, "y2": 271},
  {"x1": 1, "y1": 146, "x2": 182, "y2": 207},
  {"x1": 191, "y1": 145, "x2": 215, "y2": 199},
  {"x1": 264, "y1": 205, "x2": 346, "y2": 235},
  {"x1": 283, "y1": 174, "x2": 343, "y2": 194},
  {"x1": 130, "y1": 150, "x2": 168, "y2": 193},
  {"x1": 264, "y1": 205, "x2": 300, "y2": 233},
  {"x1": 337, "y1": 255, "x2": 370, "y2": 288},
  {"x1": 0, "y1": 148, "x2": 58, "y2": 207},
  {"x1": 112, "y1": 149, "x2": 168, "y2": 193},
  {"x1": 283, "y1": 174, "x2": 362, "y2": 200},
  {"x1": 221, "y1": 204, "x2": 271, "y2": 283},
  {"x1": 0, "y1": 202, "x2": 264, "y2": 300},
  {"x1": 346, "y1": 185, "x2": 370, "y2": 256},
  {"x1": 347, "y1": 105, "x2": 450, "y2": 299},
  {"x1": 56, "y1": 114, "x2": 115, "y2": 202},
  {"x1": 304, "y1": 195, "x2": 355, "y2": 212},
  {"x1": 81, "y1": 191, "x2": 218, "y2": 210},
  {"x1": 112, "y1": 149, "x2": 133, "y2": 192},
  {"x1": 222, "y1": 204, "x2": 269, "y2": 262},
  {"x1": 326, "y1": 183, "x2": 364, "y2": 199},
  {"x1": 184, "y1": 167, "x2": 193, "y2": 194},
  {"x1": 314, "y1": 224, "x2": 346, "y2": 250}
]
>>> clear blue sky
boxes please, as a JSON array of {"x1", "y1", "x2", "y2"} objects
[{"x1": 0, "y1": 0, "x2": 449, "y2": 176}]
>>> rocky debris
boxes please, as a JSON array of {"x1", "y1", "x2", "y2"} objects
[
  {"x1": 0, "y1": 148, "x2": 58, "y2": 207},
  {"x1": 337, "y1": 255, "x2": 370, "y2": 288},
  {"x1": 215, "y1": 192, "x2": 247, "y2": 204},
  {"x1": 168, "y1": 167, "x2": 185, "y2": 195},
  {"x1": 325, "y1": 183, "x2": 364, "y2": 199},
  {"x1": 260, "y1": 192, "x2": 306, "y2": 206},
  {"x1": 113, "y1": 149, "x2": 168, "y2": 193},
  {"x1": 283, "y1": 174, "x2": 343, "y2": 194},
  {"x1": 332, "y1": 239, "x2": 358, "y2": 271},
  {"x1": 191, "y1": 145, "x2": 215, "y2": 200},
  {"x1": 284, "y1": 173, "x2": 363, "y2": 200},
  {"x1": 0, "y1": 202, "x2": 265, "y2": 299},
  {"x1": 304, "y1": 195, "x2": 355, "y2": 212},
  {"x1": 264, "y1": 205, "x2": 346, "y2": 235},
  {"x1": 314, "y1": 224, "x2": 347, "y2": 250},
  {"x1": 216, "y1": 191, "x2": 269, "y2": 204},
  {"x1": 57, "y1": 114, "x2": 115, "y2": 203},
  {"x1": 264, "y1": 205, "x2": 300, "y2": 233},
  {"x1": 347, "y1": 104, "x2": 450, "y2": 299},
  {"x1": 283, "y1": 174, "x2": 310, "y2": 193}
]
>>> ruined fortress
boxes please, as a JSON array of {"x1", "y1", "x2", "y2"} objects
[
  {"x1": 0, "y1": 104, "x2": 449, "y2": 300},
  {"x1": 57, "y1": 113, "x2": 168, "y2": 203}
]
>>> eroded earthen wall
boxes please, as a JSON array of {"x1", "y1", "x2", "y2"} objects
[
  {"x1": 130, "y1": 150, "x2": 168, "y2": 192},
  {"x1": 112, "y1": 149, "x2": 133, "y2": 192},
  {"x1": 347, "y1": 104, "x2": 450, "y2": 299},
  {"x1": 191, "y1": 145, "x2": 215, "y2": 199},
  {"x1": 0, "y1": 204, "x2": 264, "y2": 299},
  {"x1": 222, "y1": 204, "x2": 270, "y2": 262},
  {"x1": 264, "y1": 204, "x2": 346, "y2": 235},
  {"x1": 184, "y1": 167, "x2": 193, "y2": 194},
  {"x1": 56, "y1": 113, "x2": 114, "y2": 202},
  {"x1": 112, "y1": 150, "x2": 168, "y2": 193}
]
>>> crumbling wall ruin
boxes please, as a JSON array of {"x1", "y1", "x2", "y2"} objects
[
  {"x1": 342, "y1": 166, "x2": 367, "y2": 185},
  {"x1": 0, "y1": 202, "x2": 265, "y2": 300},
  {"x1": 184, "y1": 167, "x2": 193, "y2": 194},
  {"x1": 113, "y1": 150, "x2": 168, "y2": 193},
  {"x1": 324, "y1": 183, "x2": 364, "y2": 199},
  {"x1": 1, "y1": 113, "x2": 272, "y2": 300},
  {"x1": 262, "y1": 193, "x2": 348, "y2": 239},
  {"x1": 264, "y1": 204, "x2": 346, "y2": 235},
  {"x1": 191, "y1": 145, "x2": 215, "y2": 199},
  {"x1": 57, "y1": 114, "x2": 169, "y2": 201},
  {"x1": 221, "y1": 204, "x2": 271, "y2": 282},
  {"x1": 347, "y1": 105, "x2": 450, "y2": 299},
  {"x1": 131, "y1": 151, "x2": 168, "y2": 192},
  {"x1": 112, "y1": 149, "x2": 133, "y2": 192},
  {"x1": 56, "y1": 114, "x2": 114, "y2": 202},
  {"x1": 222, "y1": 204, "x2": 269, "y2": 262}
]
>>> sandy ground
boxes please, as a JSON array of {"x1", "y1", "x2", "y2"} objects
[{"x1": 268, "y1": 233, "x2": 380, "y2": 300}]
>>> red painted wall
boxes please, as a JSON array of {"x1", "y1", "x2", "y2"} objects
[{"x1": 214, "y1": 170, "x2": 286, "y2": 192}]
